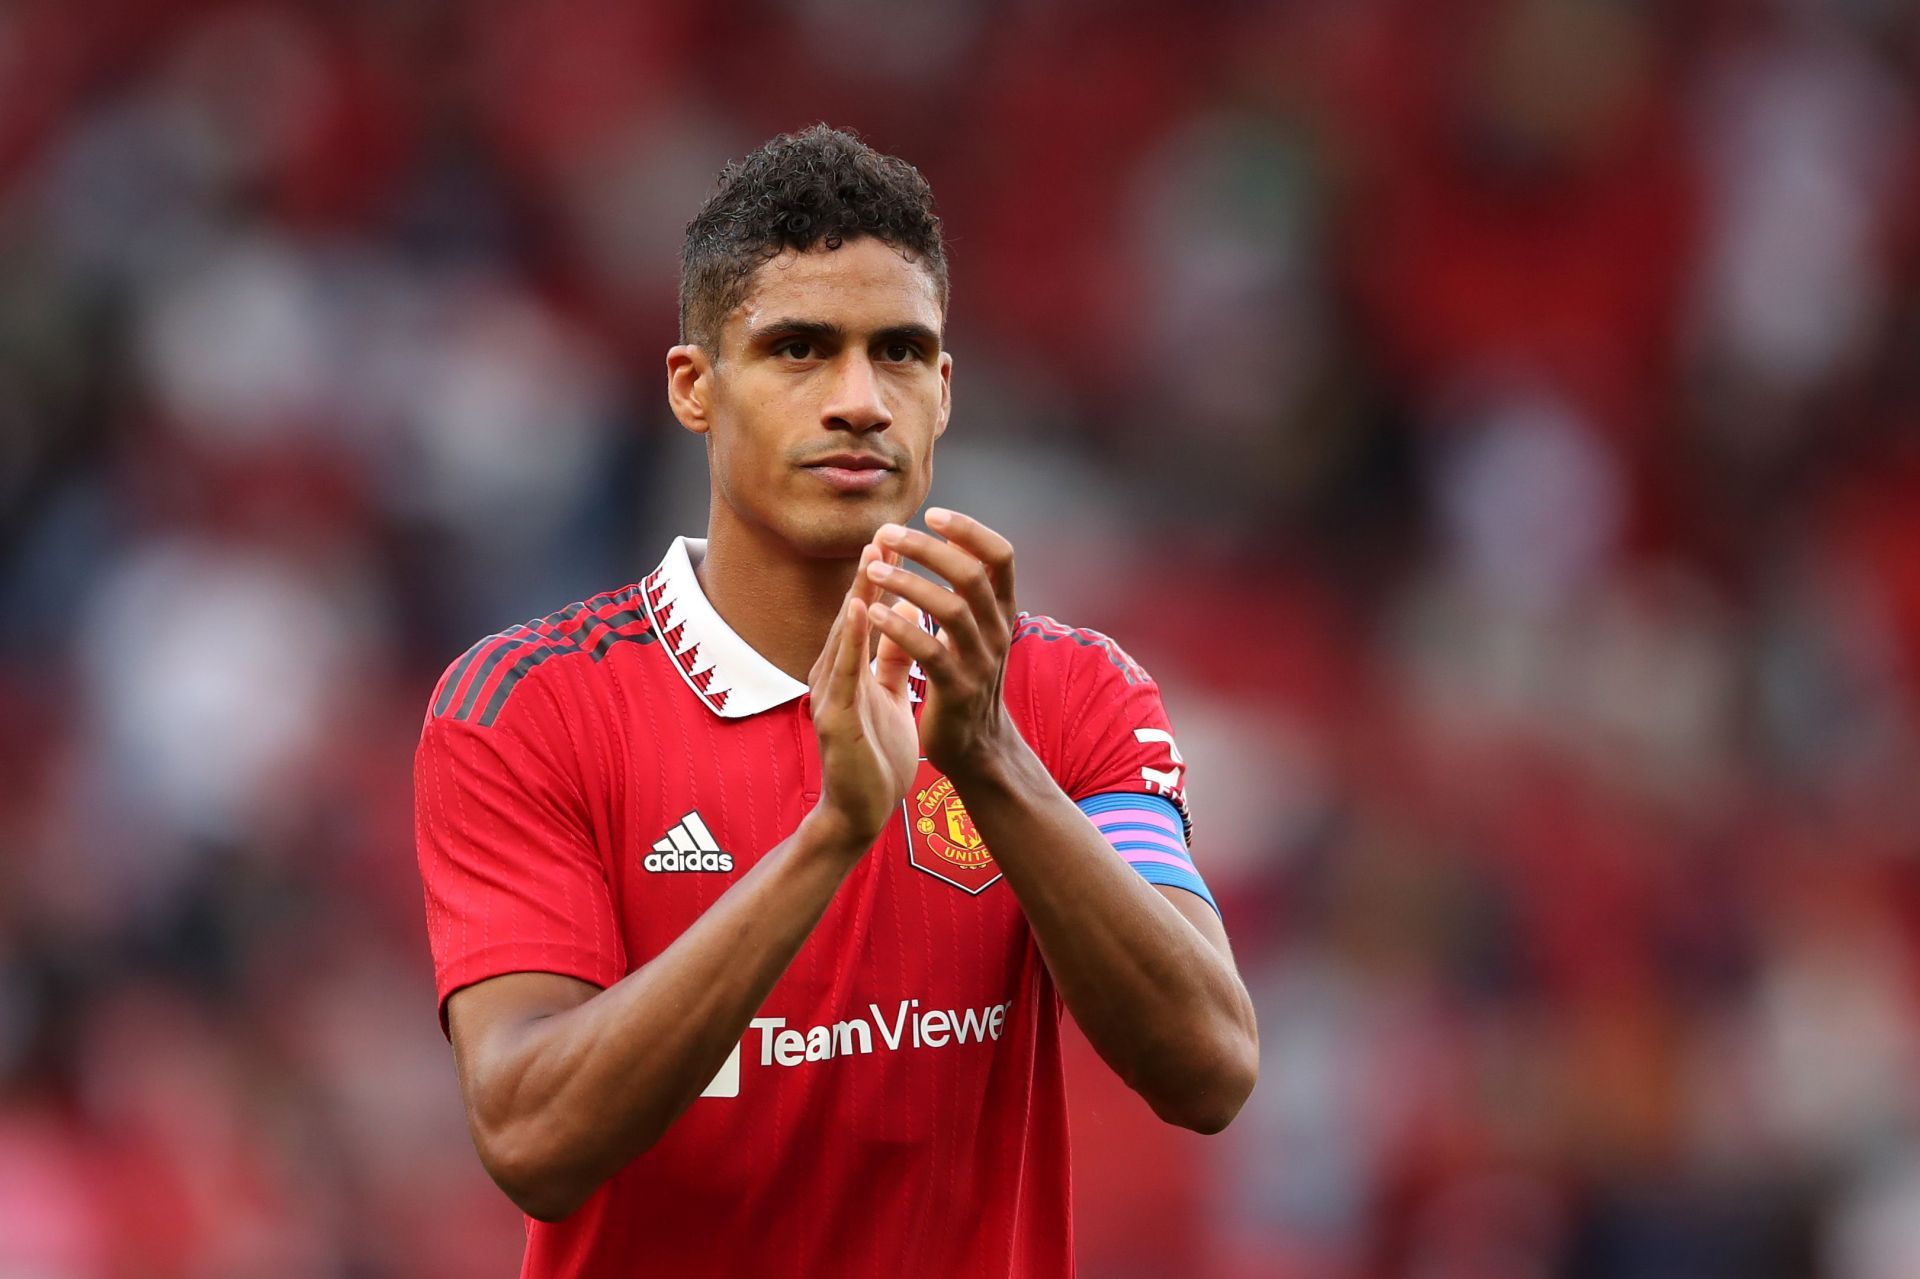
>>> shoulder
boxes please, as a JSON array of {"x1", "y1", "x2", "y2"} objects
[
  {"x1": 1004, "y1": 610, "x2": 1187, "y2": 809},
  {"x1": 426, "y1": 582, "x2": 657, "y2": 731},
  {"x1": 1007, "y1": 611, "x2": 1156, "y2": 689}
]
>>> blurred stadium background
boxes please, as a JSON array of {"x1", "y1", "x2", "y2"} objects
[{"x1": 4, "y1": 0, "x2": 1920, "y2": 1275}]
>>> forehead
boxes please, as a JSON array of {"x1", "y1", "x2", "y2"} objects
[{"x1": 729, "y1": 238, "x2": 944, "y2": 341}]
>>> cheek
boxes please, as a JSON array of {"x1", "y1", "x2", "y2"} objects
[
  {"x1": 748, "y1": 380, "x2": 812, "y2": 446},
  {"x1": 710, "y1": 398, "x2": 803, "y2": 507},
  {"x1": 714, "y1": 428, "x2": 776, "y2": 498}
]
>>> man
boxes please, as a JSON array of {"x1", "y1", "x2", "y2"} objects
[{"x1": 414, "y1": 125, "x2": 1258, "y2": 1278}]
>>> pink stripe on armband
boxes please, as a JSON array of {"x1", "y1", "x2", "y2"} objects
[{"x1": 1092, "y1": 808, "x2": 1183, "y2": 835}]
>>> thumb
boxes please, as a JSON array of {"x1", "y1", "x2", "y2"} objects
[{"x1": 874, "y1": 600, "x2": 919, "y2": 696}]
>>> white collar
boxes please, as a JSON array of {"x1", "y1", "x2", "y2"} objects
[{"x1": 641, "y1": 536, "x2": 810, "y2": 719}]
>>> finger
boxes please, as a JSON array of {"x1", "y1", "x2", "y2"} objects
[
  {"x1": 867, "y1": 599, "x2": 950, "y2": 679},
  {"x1": 810, "y1": 545, "x2": 882, "y2": 692},
  {"x1": 851, "y1": 542, "x2": 885, "y2": 608},
  {"x1": 925, "y1": 508, "x2": 1017, "y2": 622},
  {"x1": 872, "y1": 524, "x2": 1003, "y2": 642},
  {"x1": 807, "y1": 593, "x2": 849, "y2": 695},
  {"x1": 822, "y1": 597, "x2": 869, "y2": 709},
  {"x1": 873, "y1": 600, "x2": 919, "y2": 696},
  {"x1": 863, "y1": 558, "x2": 986, "y2": 663},
  {"x1": 879, "y1": 518, "x2": 1013, "y2": 656}
]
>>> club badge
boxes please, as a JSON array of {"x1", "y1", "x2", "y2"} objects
[{"x1": 902, "y1": 760, "x2": 1002, "y2": 894}]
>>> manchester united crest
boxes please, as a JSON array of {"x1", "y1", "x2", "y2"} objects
[{"x1": 902, "y1": 760, "x2": 1002, "y2": 894}]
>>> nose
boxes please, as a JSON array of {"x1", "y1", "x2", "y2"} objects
[{"x1": 820, "y1": 351, "x2": 892, "y2": 434}]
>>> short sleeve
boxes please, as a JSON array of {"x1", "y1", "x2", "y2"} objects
[
  {"x1": 1023, "y1": 620, "x2": 1217, "y2": 915},
  {"x1": 414, "y1": 678, "x2": 627, "y2": 1031},
  {"x1": 1052, "y1": 633, "x2": 1192, "y2": 838}
]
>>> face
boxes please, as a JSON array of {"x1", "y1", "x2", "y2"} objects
[{"x1": 666, "y1": 237, "x2": 952, "y2": 558}]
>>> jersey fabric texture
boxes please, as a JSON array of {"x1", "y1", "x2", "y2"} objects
[{"x1": 413, "y1": 536, "x2": 1209, "y2": 1279}]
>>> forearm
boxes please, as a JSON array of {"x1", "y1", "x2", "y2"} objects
[
  {"x1": 949, "y1": 734, "x2": 1258, "y2": 1132},
  {"x1": 462, "y1": 806, "x2": 862, "y2": 1218}
]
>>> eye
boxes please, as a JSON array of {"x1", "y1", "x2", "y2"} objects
[
  {"x1": 882, "y1": 342, "x2": 918, "y2": 363},
  {"x1": 777, "y1": 340, "x2": 814, "y2": 360}
]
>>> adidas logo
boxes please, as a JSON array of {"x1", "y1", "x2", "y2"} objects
[{"x1": 646, "y1": 811, "x2": 734, "y2": 873}]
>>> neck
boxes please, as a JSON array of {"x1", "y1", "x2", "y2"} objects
[{"x1": 694, "y1": 507, "x2": 864, "y2": 684}]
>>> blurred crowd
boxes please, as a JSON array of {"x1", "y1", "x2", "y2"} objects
[{"x1": 4, "y1": 0, "x2": 1920, "y2": 1275}]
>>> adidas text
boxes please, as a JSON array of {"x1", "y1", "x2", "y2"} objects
[{"x1": 645, "y1": 849, "x2": 734, "y2": 873}]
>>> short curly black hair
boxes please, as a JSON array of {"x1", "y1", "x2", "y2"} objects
[{"x1": 679, "y1": 124, "x2": 948, "y2": 352}]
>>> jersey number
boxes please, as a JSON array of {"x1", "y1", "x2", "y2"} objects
[{"x1": 1133, "y1": 728, "x2": 1185, "y2": 795}]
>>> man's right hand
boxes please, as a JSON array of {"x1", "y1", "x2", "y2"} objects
[{"x1": 806, "y1": 543, "x2": 920, "y2": 852}]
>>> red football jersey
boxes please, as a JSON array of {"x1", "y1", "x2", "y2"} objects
[{"x1": 414, "y1": 537, "x2": 1199, "y2": 1278}]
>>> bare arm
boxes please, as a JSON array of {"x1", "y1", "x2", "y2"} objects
[
  {"x1": 447, "y1": 549, "x2": 921, "y2": 1222},
  {"x1": 864, "y1": 510, "x2": 1258, "y2": 1133},
  {"x1": 449, "y1": 805, "x2": 865, "y2": 1221},
  {"x1": 942, "y1": 737, "x2": 1257, "y2": 1132}
]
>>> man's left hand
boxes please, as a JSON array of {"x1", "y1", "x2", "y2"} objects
[{"x1": 861, "y1": 508, "x2": 1020, "y2": 779}]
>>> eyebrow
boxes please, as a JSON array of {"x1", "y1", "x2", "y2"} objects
[
  {"x1": 748, "y1": 318, "x2": 843, "y2": 346},
  {"x1": 746, "y1": 318, "x2": 943, "y2": 349},
  {"x1": 874, "y1": 322, "x2": 943, "y2": 350}
]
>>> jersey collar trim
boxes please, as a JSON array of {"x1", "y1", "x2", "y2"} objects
[{"x1": 641, "y1": 537, "x2": 809, "y2": 719}]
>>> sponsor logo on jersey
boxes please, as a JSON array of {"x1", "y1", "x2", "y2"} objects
[
  {"x1": 697, "y1": 996, "x2": 1015, "y2": 1099},
  {"x1": 750, "y1": 999, "x2": 1012, "y2": 1066},
  {"x1": 902, "y1": 760, "x2": 1002, "y2": 893},
  {"x1": 700, "y1": 1042, "x2": 742, "y2": 1098},
  {"x1": 646, "y1": 810, "x2": 734, "y2": 873}
]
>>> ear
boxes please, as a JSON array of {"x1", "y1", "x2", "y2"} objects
[
  {"x1": 934, "y1": 349, "x2": 953, "y2": 440},
  {"x1": 666, "y1": 344, "x2": 715, "y2": 436}
]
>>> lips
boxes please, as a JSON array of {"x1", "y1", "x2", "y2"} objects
[
  {"x1": 801, "y1": 453, "x2": 898, "y2": 493},
  {"x1": 802, "y1": 453, "x2": 896, "y2": 472}
]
